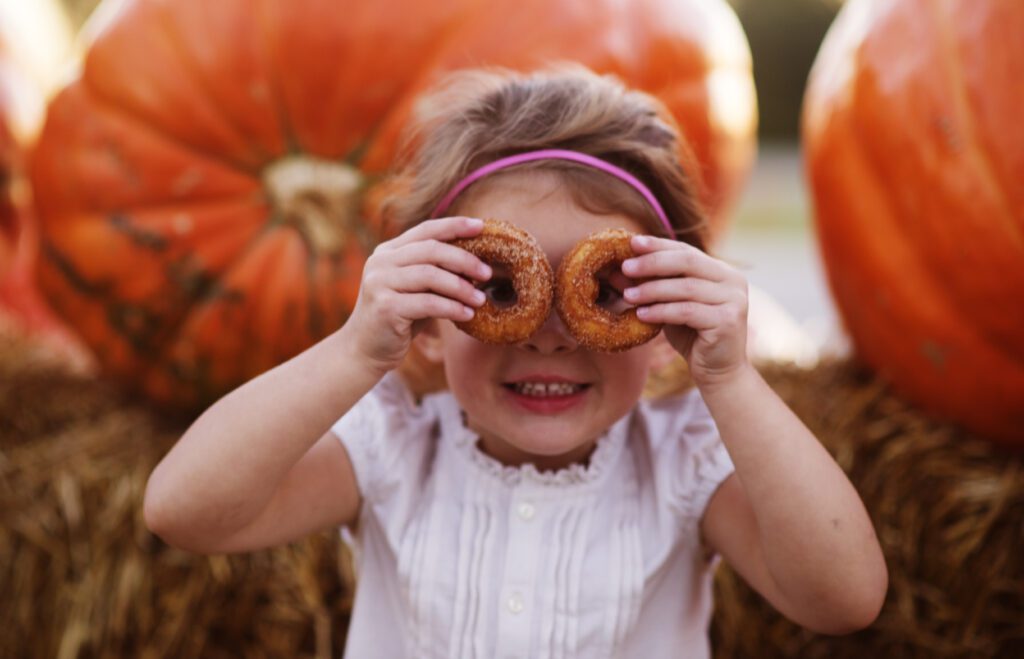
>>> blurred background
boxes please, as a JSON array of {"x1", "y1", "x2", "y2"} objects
[{"x1": 720, "y1": 0, "x2": 845, "y2": 356}]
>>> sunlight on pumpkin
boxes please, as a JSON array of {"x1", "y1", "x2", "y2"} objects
[
  {"x1": 0, "y1": 0, "x2": 76, "y2": 88},
  {"x1": 707, "y1": 69, "x2": 757, "y2": 140},
  {"x1": 0, "y1": 0, "x2": 76, "y2": 140},
  {"x1": 729, "y1": 0, "x2": 846, "y2": 8},
  {"x1": 75, "y1": 0, "x2": 128, "y2": 51},
  {"x1": 705, "y1": 0, "x2": 757, "y2": 140},
  {"x1": 802, "y1": 0, "x2": 872, "y2": 135}
]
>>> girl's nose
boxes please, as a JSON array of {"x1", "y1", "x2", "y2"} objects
[{"x1": 521, "y1": 309, "x2": 578, "y2": 354}]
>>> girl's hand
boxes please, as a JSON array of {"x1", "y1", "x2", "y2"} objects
[
  {"x1": 621, "y1": 235, "x2": 750, "y2": 388},
  {"x1": 343, "y1": 216, "x2": 492, "y2": 374}
]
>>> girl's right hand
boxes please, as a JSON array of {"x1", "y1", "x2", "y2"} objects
[{"x1": 343, "y1": 216, "x2": 492, "y2": 374}]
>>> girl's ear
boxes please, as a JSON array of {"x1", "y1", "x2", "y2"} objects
[
  {"x1": 647, "y1": 332, "x2": 678, "y2": 371},
  {"x1": 412, "y1": 319, "x2": 445, "y2": 364},
  {"x1": 400, "y1": 320, "x2": 448, "y2": 396},
  {"x1": 643, "y1": 332, "x2": 694, "y2": 398}
]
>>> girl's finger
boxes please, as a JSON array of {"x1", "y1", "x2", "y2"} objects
[
  {"x1": 389, "y1": 264, "x2": 487, "y2": 308},
  {"x1": 399, "y1": 292, "x2": 476, "y2": 324},
  {"x1": 391, "y1": 239, "x2": 492, "y2": 282},
  {"x1": 623, "y1": 277, "x2": 731, "y2": 307},
  {"x1": 379, "y1": 216, "x2": 485, "y2": 252},
  {"x1": 636, "y1": 300, "x2": 725, "y2": 330},
  {"x1": 607, "y1": 269, "x2": 637, "y2": 292},
  {"x1": 622, "y1": 236, "x2": 731, "y2": 282}
]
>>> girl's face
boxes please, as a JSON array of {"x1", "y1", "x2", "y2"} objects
[{"x1": 422, "y1": 171, "x2": 660, "y2": 472}]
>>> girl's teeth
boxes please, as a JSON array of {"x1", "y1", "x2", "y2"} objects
[{"x1": 513, "y1": 382, "x2": 581, "y2": 397}]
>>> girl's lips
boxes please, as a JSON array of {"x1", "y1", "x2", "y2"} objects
[{"x1": 501, "y1": 380, "x2": 591, "y2": 414}]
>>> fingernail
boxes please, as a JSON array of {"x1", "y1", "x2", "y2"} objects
[
  {"x1": 636, "y1": 306, "x2": 650, "y2": 319},
  {"x1": 466, "y1": 217, "x2": 484, "y2": 228},
  {"x1": 463, "y1": 306, "x2": 475, "y2": 318},
  {"x1": 472, "y1": 290, "x2": 486, "y2": 305},
  {"x1": 621, "y1": 259, "x2": 637, "y2": 274},
  {"x1": 478, "y1": 263, "x2": 492, "y2": 279},
  {"x1": 633, "y1": 235, "x2": 651, "y2": 248},
  {"x1": 624, "y1": 287, "x2": 638, "y2": 301}
]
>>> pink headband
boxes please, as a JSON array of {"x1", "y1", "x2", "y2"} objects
[{"x1": 429, "y1": 148, "x2": 674, "y2": 236}]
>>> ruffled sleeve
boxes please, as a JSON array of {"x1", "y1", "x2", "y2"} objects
[
  {"x1": 641, "y1": 390, "x2": 736, "y2": 548},
  {"x1": 330, "y1": 371, "x2": 437, "y2": 533}
]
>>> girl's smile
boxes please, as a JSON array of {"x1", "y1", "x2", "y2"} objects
[{"x1": 502, "y1": 373, "x2": 592, "y2": 414}]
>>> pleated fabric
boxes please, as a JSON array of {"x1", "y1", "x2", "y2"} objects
[{"x1": 333, "y1": 372, "x2": 735, "y2": 659}]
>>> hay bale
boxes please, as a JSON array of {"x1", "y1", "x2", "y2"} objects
[
  {"x1": 0, "y1": 330, "x2": 352, "y2": 659},
  {"x1": 1, "y1": 328, "x2": 1022, "y2": 657},
  {"x1": 711, "y1": 360, "x2": 1024, "y2": 659}
]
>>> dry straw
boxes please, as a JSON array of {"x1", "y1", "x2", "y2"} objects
[
  {"x1": 1, "y1": 327, "x2": 1021, "y2": 658},
  {"x1": 711, "y1": 360, "x2": 1024, "y2": 659},
  {"x1": 0, "y1": 329, "x2": 351, "y2": 659}
]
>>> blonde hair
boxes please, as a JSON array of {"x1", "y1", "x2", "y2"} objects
[{"x1": 382, "y1": 65, "x2": 708, "y2": 250}]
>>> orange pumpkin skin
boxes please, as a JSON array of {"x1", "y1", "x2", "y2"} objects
[
  {"x1": 31, "y1": 0, "x2": 756, "y2": 412},
  {"x1": 803, "y1": 0, "x2": 1024, "y2": 446}
]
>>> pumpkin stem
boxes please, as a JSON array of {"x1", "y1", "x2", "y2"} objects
[{"x1": 262, "y1": 156, "x2": 364, "y2": 254}]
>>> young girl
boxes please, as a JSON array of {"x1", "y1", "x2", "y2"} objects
[{"x1": 144, "y1": 66, "x2": 887, "y2": 658}]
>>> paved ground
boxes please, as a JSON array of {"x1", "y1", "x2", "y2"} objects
[{"x1": 716, "y1": 142, "x2": 849, "y2": 360}]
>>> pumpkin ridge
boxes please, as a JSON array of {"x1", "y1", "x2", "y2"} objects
[
  {"x1": 258, "y1": 37, "x2": 302, "y2": 157},
  {"x1": 42, "y1": 241, "x2": 172, "y2": 358},
  {"x1": 43, "y1": 204, "x2": 271, "y2": 366},
  {"x1": 108, "y1": 213, "x2": 170, "y2": 252},
  {"x1": 42, "y1": 241, "x2": 112, "y2": 300},
  {"x1": 344, "y1": 3, "x2": 503, "y2": 174},
  {"x1": 79, "y1": 74, "x2": 263, "y2": 179},
  {"x1": 169, "y1": 227, "x2": 299, "y2": 378},
  {"x1": 152, "y1": 5, "x2": 282, "y2": 169},
  {"x1": 930, "y1": 1, "x2": 1021, "y2": 247}
]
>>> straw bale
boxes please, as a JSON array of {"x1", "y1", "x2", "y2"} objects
[
  {"x1": 710, "y1": 359, "x2": 1024, "y2": 659},
  {"x1": 2, "y1": 327, "x2": 1022, "y2": 658},
  {"x1": 0, "y1": 329, "x2": 351, "y2": 659}
]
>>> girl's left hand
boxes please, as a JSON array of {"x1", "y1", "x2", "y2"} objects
[{"x1": 620, "y1": 235, "x2": 750, "y2": 388}]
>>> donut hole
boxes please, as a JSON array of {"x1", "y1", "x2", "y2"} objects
[
  {"x1": 477, "y1": 262, "x2": 518, "y2": 309},
  {"x1": 593, "y1": 262, "x2": 636, "y2": 314}
]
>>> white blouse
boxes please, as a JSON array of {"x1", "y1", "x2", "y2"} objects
[{"x1": 332, "y1": 372, "x2": 735, "y2": 659}]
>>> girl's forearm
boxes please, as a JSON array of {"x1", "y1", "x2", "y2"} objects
[
  {"x1": 144, "y1": 325, "x2": 384, "y2": 544},
  {"x1": 699, "y1": 365, "x2": 887, "y2": 628}
]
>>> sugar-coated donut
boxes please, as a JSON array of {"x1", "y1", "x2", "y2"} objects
[
  {"x1": 555, "y1": 228, "x2": 661, "y2": 352},
  {"x1": 449, "y1": 218, "x2": 554, "y2": 344}
]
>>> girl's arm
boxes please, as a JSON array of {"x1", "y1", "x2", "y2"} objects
[
  {"x1": 143, "y1": 331, "x2": 381, "y2": 554},
  {"x1": 144, "y1": 216, "x2": 491, "y2": 554},
  {"x1": 698, "y1": 367, "x2": 888, "y2": 634},
  {"x1": 622, "y1": 235, "x2": 887, "y2": 634}
]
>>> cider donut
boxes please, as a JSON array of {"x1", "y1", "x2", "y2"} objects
[
  {"x1": 449, "y1": 218, "x2": 553, "y2": 344},
  {"x1": 555, "y1": 228, "x2": 661, "y2": 352}
]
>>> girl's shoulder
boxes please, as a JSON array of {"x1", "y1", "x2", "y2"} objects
[
  {"x1": 633, "y1": 387, "x2": 718, "y2": 449},
  {"x1": 330, "y1": 371, "x2": 445, "y2": 475},
  {"x1": 628, "y1": 389, "x2": 733, "y2": 523},
  {"x1": 334, "y1": 370, "x2": 447, "y2": 432}
]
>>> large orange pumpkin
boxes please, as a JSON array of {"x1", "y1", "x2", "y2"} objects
[
  {"x1": 803, "y1": 0, "x2": 1024, "y2": 446},
  {"x1": 31, "y1": 0, "x2": 756, "y2": 412}
]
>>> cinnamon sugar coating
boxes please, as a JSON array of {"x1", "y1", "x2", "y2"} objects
[
  {"x1": 555, "y1": 228, "x2": 661, "y2": 352},
  {"x1": 450, "y1": 218, "x2": 554, "y2": 343}
]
